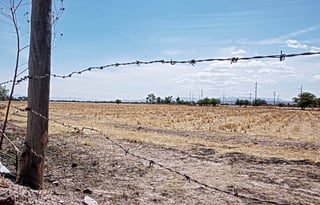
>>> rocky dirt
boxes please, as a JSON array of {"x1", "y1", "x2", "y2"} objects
[{"x1": 0, "y1": 123, "x2": 319, "y2": 205}]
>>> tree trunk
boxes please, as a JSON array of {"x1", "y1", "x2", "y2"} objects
[{"x1": 18, "y1": 0, "x2": 52, "y2": 189}]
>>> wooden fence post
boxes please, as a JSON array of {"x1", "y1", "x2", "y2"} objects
[{"x1": 18, "y1": 0, "x2": 52, "y2": 189}]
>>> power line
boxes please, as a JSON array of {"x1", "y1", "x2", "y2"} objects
[{"x1": 1, "y1": 51, "x2": 320, "y2": 86}]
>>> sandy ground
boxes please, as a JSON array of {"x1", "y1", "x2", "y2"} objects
[{"x1": 0, "y1": 103, "x2": 319, "y2": 204}]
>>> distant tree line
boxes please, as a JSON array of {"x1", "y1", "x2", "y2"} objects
[
  {"x1": 146, "y1": 93, "x2": 176, "y2": 104},
  {"x1": 0, "y1": 85, "x2": 8, "y2": 101},
  {"x1": 0, "y1": 85, "x2": 27, "y2": 101},
  {"x1": 235, "y1": 98, "x2": 268, "y2": 106},
  {"x1": 197, "y1": 97, "x2": 220, "y2": 106},
  {"x1": 145, "y1": 92, "x2": 320, "y2": 109},
  {"x1": 146, "y1": 93, "x2": 220, "y2": 106},
  {"x1": 1, "y1": 85, "x2": 319, "y2": 109},
  {"x1": 235, "y1": 92, "x2": 320, "y2": 109},
  {"x1": 293, "y1": 92, "x2": 320, "y2": 109}
]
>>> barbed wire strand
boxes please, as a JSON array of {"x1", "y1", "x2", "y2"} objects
[
  {"x1": 1, "y1": 51, "x2": 320, "y2": 86},
  {"x1": 13, "y1": 106, "x2": 80, "y2": 134},
  {"x1": 12, "y1": 106, "x2": 289, "y2": 205}
]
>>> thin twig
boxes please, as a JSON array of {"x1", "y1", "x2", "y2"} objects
[{"x1": 0, "y1": 0, "x2": 23, "y2": 149}]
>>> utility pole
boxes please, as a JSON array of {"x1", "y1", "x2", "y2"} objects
[
  {"x1": 19, "y1": 0, "x2": 52, "y2": 189},
  {"x1": 200, "y1": 89, "x2": 203, "y2": 100},
  {"x1": 300, "y1": 85, "x2": 303, "y2": 97},
  {"x1": 254, "y1": 81, "x2": 257, "y2": 106},
  {"x1": 274, "y1": 91, "x2": 276, "y2": 106},
  {"x1": 222, "y1": 94, "x2": 225, "y2": 105}
]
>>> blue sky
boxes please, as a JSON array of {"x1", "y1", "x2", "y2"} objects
[{"x1": 1, "y1": 0, "x2": 320, "y2": 101}]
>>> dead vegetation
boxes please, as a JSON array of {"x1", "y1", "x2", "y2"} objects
[{"x1": 0, "y1": 102, "x2": 319, "y2": 204}]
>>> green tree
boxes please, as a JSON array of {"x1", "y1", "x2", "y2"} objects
[
  {"x1": 115, "y1": 99, "x2": 122, "y2": 104},
  {"x1": 164, "y1": 96, "x2": 173, "y2": 104},
  {"x1": 293, "y1": 92, "x2": 316, "y2": 109},
  {"x1": 156, "y1": 96, "x2": 162, "y2": 104},
  {"x1": 0, "y1": 85, "x2": 9, "y2": 101},
  {"x1": 209, "y1": 98, "x2": 220, "y2": 106},
  {"x1": 176, "y1": 97, "x2": 181, "y2": 104},
  {"x1": 252, "y1": 98, "x2": 267, "y2": 106},
  {"x1": 315, "y1": 98, "x2": 320, "y2": 107},
  {"x1": 198, "y1": 97, "x2": 220, "y2": 106},
  {"x1": 146, "y1": 93, "x2": 156, "y2": 104},
  {"x1": 198, "y1": 97, "x2": 210, "y2": 106},
  {"x1": 235, "y1": 99, "x2": 251, "y2": 106}
]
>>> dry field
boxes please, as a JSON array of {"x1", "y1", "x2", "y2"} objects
[{"x1": 0, "y1": 102, "x2": 320, "y2": 204}]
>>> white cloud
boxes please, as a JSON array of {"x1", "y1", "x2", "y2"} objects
[
  {"x1": 163, "y1": 50, "x2": 184, "y2": 56},
  {"x1": 207, "y1": 60, "x2": 296, "y2": 75},
  {"x1": 231, "y1": 49, "x2": 246, "y2": 56},
  {"x1": 286, "y1": 39, "x2": 308, "y2": 49},
  {"x1": 310, "y1": 46, "x2": 320, "y2": 52},
  {"x1": 257, "y1": 63, "x2": 296, "y2": 75},
  {"x1": 287, "y1": 25, "x2": 320, "y2": 37},
  {"x1": 172, "y1": 59, "x2": 299, "y2": 97},
  {"x1": 238, "y1": 25, "x2": 320, "y2": 46},
  {"x1": 312, "y1": 74, "x2": 320, "y2": 82},
  {"x1": 218, "y1": 47, "x2": 247, "y2": 56}
]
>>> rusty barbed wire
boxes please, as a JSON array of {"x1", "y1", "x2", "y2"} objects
[
  {"x1": 11, "y1": 106, "x2": 289, "y2": 204},
  {"x1": 1, "y1": 51, "x2": 320, "y2": 86},
  {"x1": 0, "y1": 74, "x2": 49, "y2": 86},
  {"x1": 0, "y1": 111, "x2": 44, "y2": 165},
  {"x1": 0, "y1": 106, "x2": 80, "y2": 168},
  {"x1": 13, "y1": 106, "x2": 81, "y2": 133}
]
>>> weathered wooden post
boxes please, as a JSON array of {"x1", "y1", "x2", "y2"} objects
[{"x1": 19, "y1": 0, "x2": 52, "y2": 189}]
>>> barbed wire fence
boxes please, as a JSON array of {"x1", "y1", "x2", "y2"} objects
[
  {"x1": 1, "y1": 51, "x2": 320, "y2": 204},
  {"x1": 1, "y1": 51, "x2": 320, "y2": 86},
  {"x1": 3, "y1": 106, "x2": 287, "y2": 204}
]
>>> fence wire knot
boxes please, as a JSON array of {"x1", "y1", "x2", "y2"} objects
[
  {"x1": 231, "y1": 57, "x2": 239, "y2": 64},
  {"x1": 189, "y1": 59, "x2": 196, "y2": 66},
  {"x1": 149, "y1": 160, "x2": 155, "y2": 168},
  {"x1": 24, "y1": 142, "x2": 43, "y2": 160},
  {"x1": 124, "y1": 148, "x2": 129, "y2": 155},
  {"x1": 184, "y1": 174, "x2": 191, "y2": 183},
  {"x1": 280, "y1": 51, "x2": 286, "y2": 61}
]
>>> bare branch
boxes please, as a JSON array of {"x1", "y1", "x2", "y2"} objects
[
  {"x1": 51, "y1": 0, "x2": 65, "y2": 47},
  {"x1": 19, "y1": 44, "x2": 29, "y2": 51},
  {"x1": 0, "y1": 0, "x2": 24, "y2": 148},
  {"x1": 13, "y1": 0, "x2": 23, "y2": 13}
]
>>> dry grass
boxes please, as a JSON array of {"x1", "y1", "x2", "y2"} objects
[
  {"x1": 1, "y1": 101, "x2": 319, "y2": 162},
  {"x1": 1, "y1": 101, "x2": 319, "y2": 204}
]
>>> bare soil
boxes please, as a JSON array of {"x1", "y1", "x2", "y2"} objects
[{"x1": 0, "y1": 103, "x2": 319, "y2": 204}]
